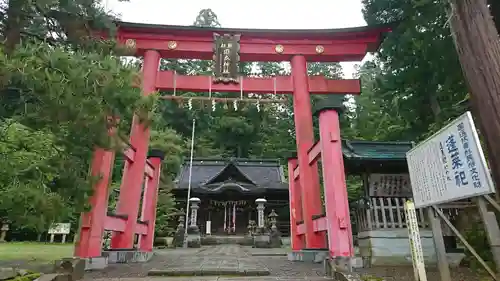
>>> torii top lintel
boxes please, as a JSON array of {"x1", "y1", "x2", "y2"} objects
[{"x1": 115, "y1": 21, "x2": 393, "y2": 62}]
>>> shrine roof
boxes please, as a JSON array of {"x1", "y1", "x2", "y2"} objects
[
  {"x1": 342, "y1": 140, "x2": 413, "y2": 174},
  {"x1": 174, "y1": 158, "x2": 287, "y2": 192},
  {"x1": 116, "y1": 21, "x2": 394, "y2": 51},
  {"x1": 342, "y1": 140, "x2": 413, "y2": 160}
]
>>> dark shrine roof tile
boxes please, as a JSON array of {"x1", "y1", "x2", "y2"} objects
[
  {"x1": 342, "y1": 140, "x2": 413, "y2": 160},
  {"x1": 174, "y1": 158, "x2": 287, "y2": 191}
]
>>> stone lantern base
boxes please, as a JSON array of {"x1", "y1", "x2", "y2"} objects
[
  {"x1": 253, "y1": 227, "x2": 271, "y2": 248},
  {"x1": 186, "y1": 225, "x2": 201, "y2": 248}
]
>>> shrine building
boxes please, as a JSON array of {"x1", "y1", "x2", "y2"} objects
[
  {"x1": 172, "y1": 140, "x2": 414, "y2": 238},
  {"x1": 172, "y1": 158, "x2": 290, "y2": 235}
]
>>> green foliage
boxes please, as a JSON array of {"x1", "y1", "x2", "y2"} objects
[
  {"x1": 10, "y1": 273, "x2": 41, "y2": 281},
  {"x1": 0, "y1": 0, "x2": 160, "y2": 233},
  {"x1": 358, "y1": 0, "x2": 469, "y2": 141},
  {"x1": 358, "y1": 0, "x2": 498, "y2": 271},
  {"x1": 463, "y1": 222, "x2": 494, "y2": 271}
]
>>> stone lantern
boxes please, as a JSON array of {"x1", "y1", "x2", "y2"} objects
[
  {"x1": 172, "y1": 209, "x2": 185, "y2": 248},
  {"x1": 268, "y1": 209, "x2": 282, "y2": 248},
  {"x1": 255, "y1": 198, "x2": 267, "y2": 228},
  {"x1": 189, "y1": 197, "x2": 201, "y2": 228},
  {"x1": 268, "y1": 209, "x2": 278, "y2": 231},
  {"x1": 187, "y1": 198, "x2": 201, "y2": 248}
]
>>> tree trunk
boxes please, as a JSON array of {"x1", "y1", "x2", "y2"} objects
[
  {"x1": 447, "y1": 0, "x2": 500, "y2": 191},
  {"x1": 4, "y1": 0, "x2": 26, "y2": 54},
  {"x1": 429, "y1": 93, "x2": 442, "y2": 121}
]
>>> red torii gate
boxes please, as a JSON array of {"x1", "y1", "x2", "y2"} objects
[{"x1": 75, "y1": 21, "x2": 390, "y2": 258}]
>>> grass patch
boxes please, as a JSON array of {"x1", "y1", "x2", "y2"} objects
[{"x1": 0, "y1": 242, "x2": 73, "y2": 262}]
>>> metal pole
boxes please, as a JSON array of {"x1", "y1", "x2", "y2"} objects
[{"x1": 183, "y1": 119, "x2": 196, "y2": 248}]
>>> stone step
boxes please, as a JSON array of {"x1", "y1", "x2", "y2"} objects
[
  {"x1": 94, "y1": 277, "x2": 333, "y2": 281},
  {"x1": 148, "y1": 267, "x2": 271, "y2": 277}
]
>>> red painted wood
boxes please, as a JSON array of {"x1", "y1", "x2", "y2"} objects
[
  {"x1": 123, "y1": 38, "x2": 368, "y2": 62},
  {"x1": 75, "y1": 148, "x2": 115, "y2": 257},
  {"x1": 291, "y1": 55, "x2": 326, "y2": 249},
  {"x1": 294, "y1": 178, "x2": 304, "y2": 223},
  {"x1": 115, "y1": 23, "x2": 390, "y2": 62},
  {"x1": 144, "y1": 161, "x2": 154, "y2": 178},
  {"x1": 111, "y1": 50, "x2": 160, "y2": 249},
  {"x1": 293, "y1": 165, "x2": 300, "y2": 180},
  {"x1": 154, "y1": 71, "x2": 361, "y2": 94},
  {"x1": 308, "y1": 141, "x2": 322, "y2": 164},
  {"x1": 103, "y1": 215, "x2": 148, "y2": 235},
  {"x1": 288, "y1": 158, "x2": 304, "y2": 251},
  {"x1": 123, "y1": 146, "x2": 135, "y2": 162},
  {"x1": 139, "y1": 156, "x2": 162, "y2": 251},
  {"x1": 313, "y1": 217, "x2": 328, "y2": 232},
  {"x1": 319, "y1": 109, "x2": 354, "y2": 257},
  {"x1": 123, "y1": 145, "x2": 153, "y2": 178},
  {"x1": 297, "y1": 223, "x2": 306, "y2": 235}
]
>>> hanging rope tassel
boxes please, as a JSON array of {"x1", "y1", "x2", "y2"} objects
[{"x1": 209, "y1": 76, "x2": 216, "y2": 111}]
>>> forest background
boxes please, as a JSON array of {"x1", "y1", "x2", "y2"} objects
[{"x1": 0, "y1": 0, "x2": 499, "y2": 270}]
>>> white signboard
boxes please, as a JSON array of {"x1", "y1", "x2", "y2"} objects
[
  {"x1": 406, "y1": 112, "x2": 495, "y2": 208},
  {"x1": 404, "y1": 200, "x2": 427, "y2": 281},
  {"x1": 48, "y1": 223, "x2": 71, "y2": 234}
]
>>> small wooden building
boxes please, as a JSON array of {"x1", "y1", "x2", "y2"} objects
[{"x1": 347, "y1": 140, "x2": 465, "y2": 266}]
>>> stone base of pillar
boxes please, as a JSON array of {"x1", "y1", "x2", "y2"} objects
[
  {"x1": 84, "y1": 257, "x2": 109, "y2": 270},
  {"x1": 187, "y1": 225, "x2": 201, "y2": 248},
  {"x1": 101, "y1": 250, "x2": 154, "y2": 263},
  {"x1": 287, "y1": 249, "x2": 329, "y2": 263}
]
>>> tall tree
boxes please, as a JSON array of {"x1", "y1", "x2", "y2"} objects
[
  {"x1": 446, "y1": 0, "x2": 500, "y2": 189},
  {"x1": 0, "y1": 0, "x2": 160, "y2": 232},
  {"x1": 361, "y1": 0, "x2": 469, "y2": 141}
]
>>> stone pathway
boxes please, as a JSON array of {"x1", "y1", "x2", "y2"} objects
[
  {"x1": 83, "y1": 245, "x2": 485, "y2": 281},
  {"x1": 84, "y1": 245, "x2": 326, "y2": 281},
  {"x1": 148, "y1": 245, "x2": 269, "y2": 276}
]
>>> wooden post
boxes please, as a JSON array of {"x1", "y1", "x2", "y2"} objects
[
  {"x1": 477, "y1": 196, "x2": 500, "y2": 277},
  {"x1": 434, "y1": 206, "x2": 498, "y2": 279},
  {"x1": 426, "y1": 207, "x2": 451, "y2": 281}
]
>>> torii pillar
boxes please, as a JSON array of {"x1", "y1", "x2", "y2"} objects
[
  {"x1": 290, "y1": 55, "x2": 326, "y2": 249},
  {"x1": 111, "y1": 49, "x2": 161, "y2": 249},
  {"x1": 315, "y1": 98, "x2": 354, "y2": 267}
]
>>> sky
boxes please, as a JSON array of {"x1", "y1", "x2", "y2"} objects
[{"x1": 104, "y1": 0, "x2": 369, "y2": 78}]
